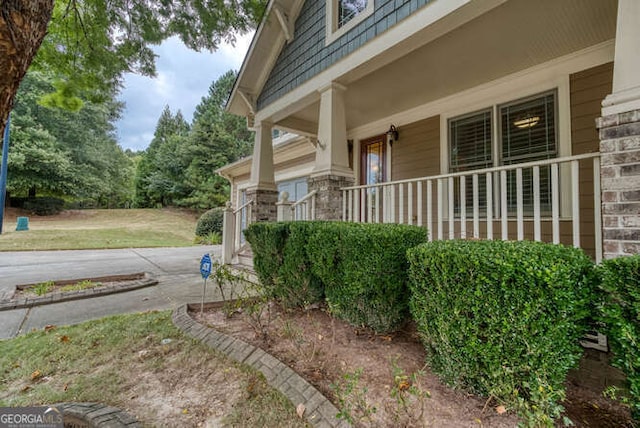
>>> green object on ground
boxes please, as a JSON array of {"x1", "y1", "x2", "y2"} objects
[{"x1": 15, "y1": 216, "x2": 28, "y2": 231}]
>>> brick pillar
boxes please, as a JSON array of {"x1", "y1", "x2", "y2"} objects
[
  {"x1": 245, "y1": 188, "x2": 278, "y2": 223},
  {"x1": 597, "y1": 110, "x2": 640, "y2": 258},
  {"x1": 308, "y1": 174, "x2": 354, "y2": 220}
]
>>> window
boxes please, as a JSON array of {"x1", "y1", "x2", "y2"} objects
[
  {"x1": 277, "y1": 178, "x2": 308, "y2": 202},
  {"x1": 326, "y1": 0, "x2": 373, "y2": 45},
  {"x1": 338, "y1": 0, "x2": 367, "y2": 28},
  {"x1": 448, "y1": 91, "x2": 557, "y2": 216}
]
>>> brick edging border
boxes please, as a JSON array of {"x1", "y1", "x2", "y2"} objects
[
  {"x1": 172, "y1": 303, "x2": 350, "y2": 428},
  {"x1": 0, "y1": 273, "x2": 158, "y2": 312},
  {"x1": 54, "y1": 402, "x2": 141, "y2": 427}
]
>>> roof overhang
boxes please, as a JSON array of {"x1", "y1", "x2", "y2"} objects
[
  {"x1": 217, "y1": 133, "x2": 315, "y2": 180},
  {"x1": 226, "y1": 0, "x2": 305, "y2": 117}
]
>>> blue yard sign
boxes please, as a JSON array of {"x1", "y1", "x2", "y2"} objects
[
  {"x1": 199, "y1": 253, "x2": 212, "y2": 314},
  {"x1": 200, "y1": 253, "x2": 212, "y2": 279}
]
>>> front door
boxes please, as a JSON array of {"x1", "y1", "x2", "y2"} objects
[{"x1": 360, "y1": 134, "x2": 387, "y2": 221}]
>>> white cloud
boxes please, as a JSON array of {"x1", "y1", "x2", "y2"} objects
[{"x1": 116, "y1": 32, "x2": 254, "y2": 151}]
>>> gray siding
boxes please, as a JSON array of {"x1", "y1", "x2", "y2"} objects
[{"x1": 257, "y1": 0, "x2": 433, "y2": 110}]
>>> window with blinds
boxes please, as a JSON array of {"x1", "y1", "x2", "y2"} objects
[
  {"x1": 449, "y1": 110, "x2": 492, "y2": 215},
  {"x1": 500, "y1": 92, "x2": 557, "y2": 215},
  {"x1": 448, "y1": 91, "x2": 557, "y2": 218}
]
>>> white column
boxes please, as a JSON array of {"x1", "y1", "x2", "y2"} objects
[
  {"x1": 249, "y1": 121, "x2": 276, "y2": 191},
  {"x1": 312, "y1": 82, "x2": 353, "y2": 178},
  {"x1": 602, "y1": 0, "x2": 640, "y2": 116}
]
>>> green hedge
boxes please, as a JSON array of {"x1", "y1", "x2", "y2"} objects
[
  {"x1": 308, "y1": 222, "x2": 427, "y2": 333},
  {"x1": 246, "y1": 221, "x2": 427, "y2": 332},
  {"x1": 244, "y1": 222, "x2": 288, "y2": 293},
  {"x1": 195, "y1": 207, "x2": 224, "y2": 237},
  {"x1": 407, "y1": 240, "x2": 596, "y2": 424},
  {"x1": 598, "y1": 255, "x2": 640, "y2": 420}
]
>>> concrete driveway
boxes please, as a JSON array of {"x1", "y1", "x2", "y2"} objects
[{"x1": 0, "y1": 246, "x2": 222, "y2": 339}]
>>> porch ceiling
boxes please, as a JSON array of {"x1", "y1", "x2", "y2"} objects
[{"x1": 274, "y1": 0, "x2": 617, "y2": 136}]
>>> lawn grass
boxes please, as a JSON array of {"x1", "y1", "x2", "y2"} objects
[
  {"x1": 0, "y1": 311, "x2": 307, "y2": 427},
  {"x1": 0, "y1": 209, "x2": 200, "y2": 251}
]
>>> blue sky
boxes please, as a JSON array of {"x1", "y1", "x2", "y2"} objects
[{"x1": 115, "y1": 33, "x2": 253, "y2": 152}]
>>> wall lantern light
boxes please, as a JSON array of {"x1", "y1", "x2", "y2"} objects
[{"x1": 387, "y1": 124, "x2": 399, "y2": 146}]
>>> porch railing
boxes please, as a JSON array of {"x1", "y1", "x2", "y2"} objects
[
  {"x1": 342, "y1": 152, "x2": 602, "y2": 262},
  {"x1": 276, "y1": 190, "x2": 317, "y2": 221},
  {"x1": 222, "y1": 199, "x2": 253, "y2": 264}
]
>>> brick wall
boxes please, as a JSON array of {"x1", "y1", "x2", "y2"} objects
[{"x1": 597, "y1": 109, "x2": 640, "y2": 258}]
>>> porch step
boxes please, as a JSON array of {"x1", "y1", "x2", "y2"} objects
[{"x1": 236, "y1": 247, "x2": 253, "y2": 270}]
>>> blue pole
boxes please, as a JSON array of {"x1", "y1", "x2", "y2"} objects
[{"x1": 0, "y1": 113, "x2": 10, "y2": 234}]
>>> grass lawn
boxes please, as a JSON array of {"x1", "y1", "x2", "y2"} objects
[
  {"x1": 0, "y1": 208, "x2": 200, "y2": 251},
  {"x1": 0, "y1": 311, "x2": 307, "y2": 427}
]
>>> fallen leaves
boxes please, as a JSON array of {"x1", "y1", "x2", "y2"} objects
[
  {"x1": 296, "y1": 403, "x2": 305, "y2": 418},
  {"x1": 44, "y1": 325, "x2": 56, "y2": 333},
  {"x1": 496, "y1": 405, "x2": 506, "y2": 415},
  {"x1": 31, "y1": 370, "x2": 43, "y2": 381}
]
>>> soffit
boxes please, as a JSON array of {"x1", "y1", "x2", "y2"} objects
[{"x1": 275, "y1": 0, "x2": 617, "y2": 134}]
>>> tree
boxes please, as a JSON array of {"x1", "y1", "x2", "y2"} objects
[
  {"x1": 178, "y1": 70, "x2": 254, "y2": 208},
  {"x1": 134, "y1": 106, "x2": 191, "y2": 207},
  {"x1": 0, "y1": 0, "x2": 266, "y2": 136},
  {"x1": 9, "y1": 71, "x2": 135, "y2": 206}
]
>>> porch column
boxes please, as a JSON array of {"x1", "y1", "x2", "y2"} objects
[
  {"x1": 247, "y1": 121, "x2": 278, "y2": 223},
  {"x1": 309, "y1": 82, "x2": 354, "y2": 220},
  {"x1": 597, "y1": 0, "x2": 640, "y2": 258}
]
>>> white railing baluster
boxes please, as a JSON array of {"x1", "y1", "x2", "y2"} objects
[
  {"x1": 408, "y1": 182, "x2": 414, "y2": 225},
  {"x1": 391, "y1": 185, "x2": 396, "y2": 223},
  {"x1": 552, "y1": 163, "x2": 560, "y2": 244},
  {"x1": 501, "y1": 170, "x2": 508, "y2": 240},
  {"x1": 473, "y1": 174, "x2": 479, "y2": 239},
  {"x1": 375, "y1": 188, "x2": 380, "y2": 223},
  {"x1": 427, "y1": 180, "x2": 433, "y2": 241},
  {"x1": 348, "y1": 190, "x2": 353, "y2": 222},
  {"x1": 437, "y1": 179, "x2": 443, "y2": 240},
  {"x1": 533, "y1": 166, "x2": 541, "y2": 241},
  {"x1": 594, "y1": 157, "x2": 602, "y2": 263},
  {"x1": 448, "y1": 177, "x2": 455, "y2": 239},
  {"x1": 383, "y1": 185, "x2": 388, "y2": 223},
  {"x1": 486, "y1": 172, "x2": 493, "y2": 240},
  {"x1": 460, "y1": 176, "x2": 466, "y2": 239},
  {"x1": 342, "y1": 190, "x2": 347, "y2": 221},
  {"x1": 417, "y1": 181, "x2": 423, "y2": 227},
  {"x1": 572, "y1": 160, "x2": 580, "y2": 248},
  {"x1": 516, "y1": 168, "x2": 524, "y2": 241},
  {"x1": 399, "y1": 183, "x2": 405, "y2": 224},
  {"x1": 367, "y1": 190, "x2": 373, "y2": 223}
]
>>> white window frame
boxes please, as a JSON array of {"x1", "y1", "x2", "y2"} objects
[{"x1": 325, "y1": 0, "x2": 373, "y2": 46}]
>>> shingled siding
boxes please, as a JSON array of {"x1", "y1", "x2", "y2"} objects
[{"x1": 257, "y1": 0, "x2": 433, "y2": 110}]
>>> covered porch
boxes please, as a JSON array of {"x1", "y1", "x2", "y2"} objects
[{"x1": 222, "y1": 0, "x2": 640, "y2": 265}]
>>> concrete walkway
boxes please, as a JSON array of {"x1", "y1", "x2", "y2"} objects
[{"x1": 0, "y1": 246, "x2": 222, "y2": 339}]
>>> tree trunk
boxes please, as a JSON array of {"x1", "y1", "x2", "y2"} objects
[{"x1": 0, "y1": 1, "x2": 53, "y2": 135}]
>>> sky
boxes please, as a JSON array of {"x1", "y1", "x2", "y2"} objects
[{"x1": 115, "y1": 32, "x2": 254, "y2": 152}]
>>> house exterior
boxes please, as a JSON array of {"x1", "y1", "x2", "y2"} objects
[{"x1": 219, "y1": 0, "x2": 640, "y2": 265}]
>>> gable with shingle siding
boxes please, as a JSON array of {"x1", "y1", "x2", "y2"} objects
[{"x1": 257, "y1": 0, "x2": 434, "y2": 110}]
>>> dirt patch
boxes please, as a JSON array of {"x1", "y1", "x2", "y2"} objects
[{"x1": 191, "y1": 302, "x2": 634, "y2": 427}]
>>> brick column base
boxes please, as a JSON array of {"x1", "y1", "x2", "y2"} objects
[
  {"x1": 245, "y1": 188, "x2": 278, "y2": 223},
  {"x1": 307, "y1": 174, "x2": 354, "y2": 220},
  {"x1": 597, "y1": 109, "x2": 640, "y2": 258}
]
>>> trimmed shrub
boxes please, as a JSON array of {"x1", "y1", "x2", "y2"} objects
[
  {"x1": 244, "y1": 222, "x2": 289, "y2": 293},
  {"x1": 279, "y1": 222, "x2": 325, "y2": 308},
  {"x1": 245, "y1": 222, "x2": 325, "y2": 308},
  {"x1": 407, "y1": 240, "x2": 596, "y2": 425},
  {"x1": 308, "y1": 222, "x2": 428, "y2": 333},
  {"x1": 598, "y1": 255, "x2": 640, "y2": 420},
  {"x1": 195, "y1": 207, "x2": 224, "y2": 237},
  {"x1": 23, "y1": 197, "x2": 65, "y2": 215}
]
